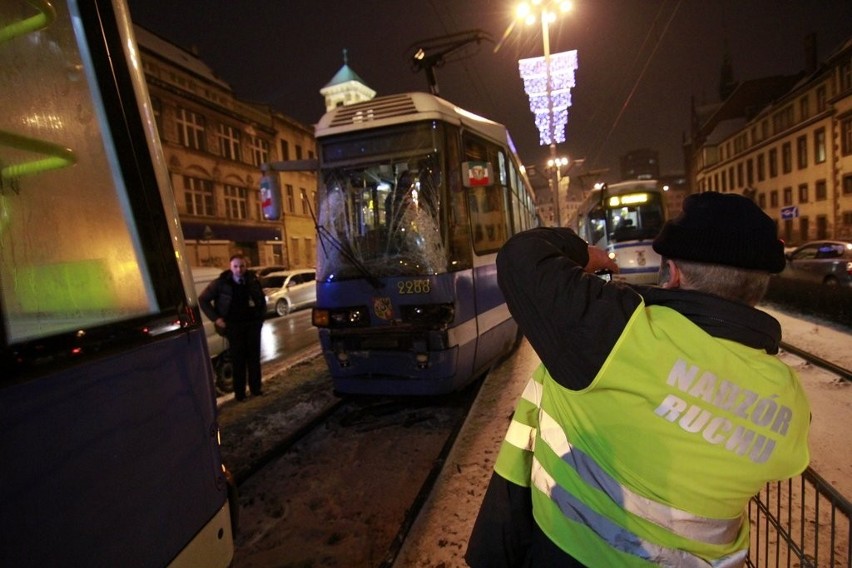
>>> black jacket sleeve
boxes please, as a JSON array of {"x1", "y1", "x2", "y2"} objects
[
  {"x1": 496, "y1": 227, "x2": 643, "y2": 390},
  {"x1": 248, "y1": 277, "x2": 267, "y2": 319},
  {"x1": 198, "y1": 279, "x2": 222, "y2": 322},
  {"x1": 465, "y1": 474, "x2": 534, "y2": 568}
]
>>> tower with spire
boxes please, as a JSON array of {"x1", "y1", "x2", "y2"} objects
[
  {"x1": 320, "y1": 49, "x2": 376, "y2": 112},
  {"x1": 718, "y1": 40, "x2": 738, "y2": 101}
]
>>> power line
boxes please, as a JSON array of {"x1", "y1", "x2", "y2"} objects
[{"x1": 588, "y1": 0, "x2": 683, "y2": 170}]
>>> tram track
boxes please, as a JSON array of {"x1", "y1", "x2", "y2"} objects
[
  {"x1": 231, "y1": 397, "x2": 346, "y2": 486},
  {"x1": 378, "y1": 381, "x2": 481, "y2": 568},
  {"x1": 779, "y1": 340, "x2": 852, "y2": 383},
  {"x1": 224, "y1": 365, "x2": 484, "y2": 567}
]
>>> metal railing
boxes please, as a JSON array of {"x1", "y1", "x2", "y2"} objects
[{"x1": 748, "y1": 467, "x2": 851, "y2": 567}]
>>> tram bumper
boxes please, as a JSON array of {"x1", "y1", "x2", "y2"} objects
[{"x1": 321, "y1": 338, "x2": 460, "y2": 395}]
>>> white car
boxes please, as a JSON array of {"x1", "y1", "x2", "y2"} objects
[
  {"x1": 191, "y1": 266, "x2": 233, "y2": 394},
  {"x1": 261, "y1": 269, "x2": 317, "y2": 316}
]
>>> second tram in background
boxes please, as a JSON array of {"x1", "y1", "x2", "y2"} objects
[
  {"x1": 308, "y1": 92, "x2": 538, "y2": 395},
  {"x1": 574, "y1": 179, "x2": 667, "y2": 285}
]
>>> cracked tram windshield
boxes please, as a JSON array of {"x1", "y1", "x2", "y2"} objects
[{"x1": 316, "y1": 123, "x2": 464, "y2": 281}]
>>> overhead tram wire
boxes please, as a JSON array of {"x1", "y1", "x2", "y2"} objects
[
  {"x1": 587, "y1": 0, "x2": 683, "y2": 170},
  {"x1": 425, "y1": 0, "x2": 500, "y2": 118}
]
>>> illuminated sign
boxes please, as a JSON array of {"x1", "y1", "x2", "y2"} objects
[{"x1": 608, "y1": 193, "x2": 649, "y2": 207}]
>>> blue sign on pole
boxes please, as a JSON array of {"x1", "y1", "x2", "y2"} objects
[{"x1": 781, "y1": 206, "x2": 799, "y2": 220}]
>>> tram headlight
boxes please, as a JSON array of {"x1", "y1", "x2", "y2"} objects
[
  {"x1": 401, "y1": 303, "x2": 455, "y2": 326},
  {"x1": 313, "y1": 306, "x2": 370, "y2": 328},
  {"x1": 415, "y1": 352, "x2": 429, "y2": 369},
  {"x1": 312, "y1": 308, "x2": 329, "y2": 327}
]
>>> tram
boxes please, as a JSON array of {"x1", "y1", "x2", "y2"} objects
[
  {"x1": 308, "y1": 93, "x2": 538, "y2": 395},
  {"x1": 574, "y1": 179, "x2": 667, "y2": 285},
  {"x1": 0, "y1": 1, "x2": 234, "y2": 565}
]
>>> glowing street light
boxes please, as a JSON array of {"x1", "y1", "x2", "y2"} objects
[{"x1": 547, "y1": 156, "x2": 569, "y2": 170}]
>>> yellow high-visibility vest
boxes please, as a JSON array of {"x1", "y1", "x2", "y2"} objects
[{"x1": 495, "y1": 303, "x2": 810, "y2": 567}]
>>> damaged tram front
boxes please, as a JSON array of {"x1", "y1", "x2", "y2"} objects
[{"x1": 307, "y1": 93, "x2": 537, "y2": 395}]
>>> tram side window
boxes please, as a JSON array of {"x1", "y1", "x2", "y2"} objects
[
  {"x1": 445, "y1": 130, "x2": 472, "y2": 271},
  {"x1": 587, "y1": 206, "x2": 608, "y2": 248},
  {"x1": 463, "y1": 135, "x2": 509, "y2": 254},
  {"x1": 508, "y1": 159, "x2": 522, "y2": 234},
  {"x1": 0, "y1": 2, "x2": 157, "y2": 343}
]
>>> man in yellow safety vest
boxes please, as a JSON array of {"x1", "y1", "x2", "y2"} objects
[{"x1": 466, "y1": 192, "x2": 810, "y2": 567}]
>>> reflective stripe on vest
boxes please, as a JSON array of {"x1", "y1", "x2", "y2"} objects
[
  {"x1": 502, "y1": 377, "x2": 543, "y2": 452},
  {"x1": 537, "y1": 408, "x2": 743, "y2": 546},
  {"x1": 531, "y1": 458, "x2": 748, "y2": 568},
  {"x1": 494, "y1": 372, "x2": 547, "y2": 487},
  {"x1": 503, "y1": 417, "x2": 536, "y2": 452},
  {"x1": 501, "y1": 375, "x2": 747, "y2": 564}
]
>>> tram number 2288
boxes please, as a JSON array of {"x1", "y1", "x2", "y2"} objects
[{"x1": 398, "y1": 279, "x2": 432, "y2": 294}]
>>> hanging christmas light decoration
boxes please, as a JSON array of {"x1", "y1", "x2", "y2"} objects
[{"x1": 518, "y1": 50, "x2": 578, "y2": 146}]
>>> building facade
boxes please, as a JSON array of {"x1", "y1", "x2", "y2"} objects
[
  {"x1": 135, "y1": 26, "x2": 318, "y2": 270},
  {"x1": 620, "y1": 148, "x2": 661, "y2": 181},
  {"x1": 687, "y1": 36, "x2": 852, "y2": 245},
  {"x1": 658, "y1": 174, "x2": 689, "y2": 221}
]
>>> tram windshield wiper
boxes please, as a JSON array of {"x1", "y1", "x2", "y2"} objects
[
  {"x1": 315, "y1": 225, "x2": 385, "y2": 289},
  {"x1": 305, "y1": 185, "x2": 384, "y2": 290}
]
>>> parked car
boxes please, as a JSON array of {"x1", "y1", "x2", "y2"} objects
[
  {"x1": 250, "y1": 264, "x2": 287, "y2": 277},
  {"x1": 261, "y1": 269, "x2": 317, "y2": 316},
  {"x1": 779, "y1": 240, "x2": 852, "y2": 287},
  {"x1": 191, "y1": 266, "x2": 233, "y2": 394}
]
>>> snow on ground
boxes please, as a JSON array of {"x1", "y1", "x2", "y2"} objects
[{"x1": 762, "y1": 304, "x2": 852, "y2": 496}]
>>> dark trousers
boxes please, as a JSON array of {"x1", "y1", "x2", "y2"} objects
[
  {"x1": 466, "y1": 474, "x2": 588, "y2": 568},
  {"x1": 226, "y1": 320, "x2": 263, "y2": 397}
]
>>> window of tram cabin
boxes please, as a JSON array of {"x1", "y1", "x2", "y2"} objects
[
  {"x1": 0, "y1": 0, "x2": 162, "y2": 345},
  {"x1": 509, "y1": 159, "x2": 523, "y2": 234},
  {"x1": 463, "y1": 134, "x2": 509, "y2": 254},
  {"x1": 445, "y1": 129, "x2": 473, "y2": 271}
]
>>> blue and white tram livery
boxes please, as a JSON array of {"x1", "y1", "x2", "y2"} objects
[
  {"x1": 574, "y1": 179, "x2": 667, "y2": 285},
  {"x1": 309, "y1": 93, "x2": 538, "y2": 395},
  {"x1": 0, "y1": 1, "x2": 234, "y2": 566}
]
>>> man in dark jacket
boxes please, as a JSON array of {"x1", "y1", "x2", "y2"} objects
[
  {"x1": 199, "y1": 254, "x2": 267, "y2": 401},
  {"x1": 465, "y1": 192, "x2": 810, "y2": 567}
]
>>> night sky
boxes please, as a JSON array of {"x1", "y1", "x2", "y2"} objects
[{"x1": 126, "y1": 0, "x2": 850, "y2": 183}]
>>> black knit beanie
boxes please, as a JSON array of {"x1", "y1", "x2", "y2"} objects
[{"x1": 652, "y1": 192, "x2": 786, "y2": 273}]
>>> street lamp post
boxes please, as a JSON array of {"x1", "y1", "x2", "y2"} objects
[
  {"x1": 547, "y1": 155, "x2": 569, "y2": 226},
  {"x1": 540, "y1": 9, "x2": 559, "y2": 226}
]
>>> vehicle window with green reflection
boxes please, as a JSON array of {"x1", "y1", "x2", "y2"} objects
[{"x1": 0, "y1": 1, "x2": 157, "y2": 342}]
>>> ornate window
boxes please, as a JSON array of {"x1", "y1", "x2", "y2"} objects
[
  {"x1": 183, "y1": 176, "x2": 214, "y2": 216},
  {"x1": 224, "y1": 184, "x2": 248, "y2": 219},
  {"x1": 218, "y1": 124, "x2": 242, "y2": 161},
  {"x1": 248, "y1": 136, "x2": 269, "y2": 167},
  {"x1": 176, "y1": 107, "x2": 205, "y2": 150}
]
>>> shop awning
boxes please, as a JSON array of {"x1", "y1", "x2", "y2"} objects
[{"x1": 181, "y1": 222, "x2": 281, "y2": 242}]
